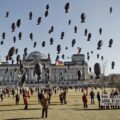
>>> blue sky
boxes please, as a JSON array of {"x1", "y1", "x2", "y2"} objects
[{"x1": 0, "y1": 0, "x2": 120, "y2": 75}]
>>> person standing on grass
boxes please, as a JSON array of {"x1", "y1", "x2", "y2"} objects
[
  {"x1": 59, "y1": 91, "x2": 64, "y2": 104},
  {"x1": 15, "y1": 92, "x2": 20, "y2": 105},
  {"x1": 90, "y1": 90, "x2": 95, "y2": 105},
  {"x1": 82, "y1": 93, "x2": 88, "y2": 108},
  {"x1": 12, "y1": 88, "x2": 15, "y2": 98},
  {"x1": 63, "y1": 89, "x2": 67, "y2": 104},
  {"x1": 41, "y1": 92, "x2": 49, "y2": 118},
  {"x1": 23, "y1": 91, "x2": 29, "y2": 110},
  {"x1": 48, "y1": 89, "x2": 52, "y2": 105},
  {"x1": 97, "y1": 92, "x2": 101, "y2": 108},
  {"x1": 0, "y1": 92, "x2": 3, "y2": 102},
  {"x1": 38, "y1": 89, "x2": 44, "y2": 104}
]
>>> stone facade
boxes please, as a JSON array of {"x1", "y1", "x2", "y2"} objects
[{"x1": 0, "y1": 51, "x2": 88, "y2": 86}]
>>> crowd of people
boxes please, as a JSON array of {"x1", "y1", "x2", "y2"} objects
[{"x1": 0, "y1": 86, "x2": 120, "y2": 118}]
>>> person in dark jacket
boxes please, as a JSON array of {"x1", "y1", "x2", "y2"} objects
[
  {"x1": 38, "y1": 89, "x2": 44, "y2": 104},
  {"x1": 0, "y1": 92, "x2": 3, "y2": 102},
  {"x1": 97, "y1": 92, "x2": 100, "y2": 108},
  {"x1": 90, "y1": 90, "x2": 95, "y2": 105},
  {"x1": 63, "y1": 90, "x2": 67, "y2": 104},
  {"x1": 41, "y1": 93, "x2": 48, "y2": 118},
  {"x1": 15, "y1": 93, "x2": 20, "y2": 105},
  {"x1": 59, "y1": 92, "x2": 64, "y2": 104},
  {"x1": 48, "y1": 89, "x2": 52, "y2": 105}
]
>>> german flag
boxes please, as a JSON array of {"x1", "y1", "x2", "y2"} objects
[{"x1": 55, "y1": 60, "x2": 64, "y2": 66}]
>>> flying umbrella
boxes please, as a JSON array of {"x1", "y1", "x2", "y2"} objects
[
  {"x1": 111, "y1": 61, "x2": 115, "y2": 69},
  {"x1": 57, "y1": 44, "x2": 61, "y2": 54},
  {"x1": 42, "y1": 41, "x2": 46, "y2": 47},
  {"x1": 6, "y1": 55, "x2": 9, "y2": 62},
  {"x1": 81, "y1": 13, "x2": 86, "y2": 23},
  {"x1": 5, "y1": 11, "x2": 9, "y2": 18},
  {"x1": 50, "y1": 37, "x2": 54, "y2": 45},
  {"x1": 5, "y1": 68, "x2": 8, "y2": 73},
  {"x1": 68, "y1": 20, "x2": 71, "y2": 25},
  {"x1": 55, "y1": 55, "x2": 59, "y2": 61},
  {"x1": 64, "y1": 2, "x2": 70, "y2": 13},
  {"x1": 29, "y1": 11, "x2": 33, "y2": 20},
  {"x1": 8, "y1": 47, "x2": 16, "y2": 60},
  {"x1": 46, "y1": 4, "x2": 49, "y2": 10},
  {"x1": 37, "y1": 17, "x2": 41, "y2": 25},
  {"x1": 110, "y1": 7, "x2": 112, "y2": 14},
  {"x1": 74, "y1": 26, "x2": 77, "y2": 33},
  {"x1": 33, "y1": 42, "x2": 37, "y2": 48},
  {"x1": 13, "y1": 36, "x2": 16, "y2": 43},
  {"x1": 109, "y1": 39, "x2": 113, "y2": 47},
  {"x1": 2, "y1": 32, "x2": 6, "y2": 39},
  {"x1": 16, "y1": 55, "x2": 20, "y2": 64},
  {"x1": 99, "y1": 28, "x2": 102, "y2": 35},
  {"x1": 94, "y1": 63, "x2": 101, "y2": 79},
  {"x1": 77, "y1": 47, "x2": 81, "y2": 54},
  {"x1": 84, "y1": 29, "x2": 88, "y2": 36},
  {"x1": 20, "y1": 72, "x2": 27, "y2": 87},
  {"x1": 11, "y1": 22, "x2": 15, "y2": 32},
  {"x1": 97, "y1": 40, "x2": 103, "y2": 50},
  {"x1": 87, "y1": 33, "x2": 92, "y2": 41},
  {"x1": 45, "y1": 10, "x2": 48, "y2": 18},
  {"x1": 18, "y1": 32, "x2": 22, "y2": 40},
  {"x1": 30, "y1": 33, "x2": 33, "y2": 41},
  {"x1": 16, "y1": 19, "x2": 21, "y2": 28},
  {"x1": 1, "y1": 41, "x2": 3, "y2": 45},
  {"x1": 65, "y1": 46, "x2": 68, "y2": 50},
  {"x1": 97, "y1": 54, "x2": 99, "y2": 59},
  {"x1": 87, "y1": 55, "x2": 90, "y2": 61},
  {"x1": 91, "y1": 51, "x2": 93, "y2": 54},
  {"x1": 61, "y1": 54, "x2": 65, "y2": 59},
  {"x1": 87, "y1": 52, "x2": 89, "y2": 56},
  {"x1": 101, "y1": 56, "x2": 104, "y2": 60},
  {"x1": 51, "y1": 26, "x2": 54, "y2": 32},
  {"x1": 89, "y1": 67, "x2": 91, "y2": 72},
  {"x1": 16, "y1": 48, "x2": 18, "y2": 54},
  {"x1": 60, "y1": 32, "x2": 64, "y2": 39},
  {"x1": 11, "y1": 60, "x2": 14, "y2": 64},
  {"x1": 48, "y1": 53, "x2": 51, "y2": 60},
  {"x1": 72, "y1": 39, "x2": 76, "y2": 47},
  {"x1": 34, "y1": 63, "x2": 42, "y2": 83}
]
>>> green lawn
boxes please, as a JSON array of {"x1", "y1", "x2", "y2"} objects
[{"x1": 0, "y1": 88, "x2": 120, "y2": 120}]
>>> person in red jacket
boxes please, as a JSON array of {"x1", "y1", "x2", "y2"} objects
[
  {"x1": 23, "y1": 91, "x2": 29, "y2": 110},
  {"x1": 82, "y1": 93, "x2": 88, "y2": 108}
]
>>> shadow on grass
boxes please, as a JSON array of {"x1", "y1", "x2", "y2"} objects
[
  {"x1": 50, "y1": 103, "x2": 61, "y2": 106},
  {"x1": 0, "y1": 104, "x2": 19, "y2": 107},
  {"x1": 67, "y1": 104, "x2": 83, "y2": 106},
  {"x1": 59, "y1": 108, "x2": 120, "y2": 111},
  {"x1": 0, "y1": 107, "x2": 52, "y2": 112},
  {"x1": 73, "y1": 108, "x2": 120, "y2": 111},
  {"x1": 0, "y1": 108, "x2": 41, "y2": 112},
  {"x1": 0, "y1": 103, "x2": 40, "y2": 106},
  {"x1": 4, "y1": 117, "x2": 41, "y2": 120}
]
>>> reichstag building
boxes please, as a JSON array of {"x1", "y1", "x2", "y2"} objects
[{"x1": 0, "y1": 51, "x2": 88, "y2": 86}]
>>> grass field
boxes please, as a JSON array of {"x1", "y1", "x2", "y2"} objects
[{"x1": 0, "y1": 88, "x2": 120, "y2": 120}]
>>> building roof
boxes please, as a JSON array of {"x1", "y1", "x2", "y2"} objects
[{"x1": 26, "y1": 51, "x2": 47, "y2": 61}]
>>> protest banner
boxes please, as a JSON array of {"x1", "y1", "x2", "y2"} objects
[{"x1": 100, "y1": 94, "x2": 120, "y2": 109}]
